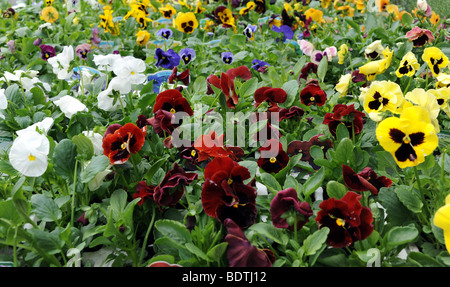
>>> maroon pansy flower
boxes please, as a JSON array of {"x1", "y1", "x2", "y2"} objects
[
  {"x1": 153, "y1": 162, "x2": 198, "y2": 209},
  {"x1": 254, "y1": 87, "x2": 287, "y2": 111},
  {"x1": 287, "y1": 135, "x2": 333, "y2": 170},
  {"x1": 152, "y1": 89, "x2": 193, "y2": 115},
  {"x1": 201, "y1": 157, "x2": 257, "y2": 229},
  {"x1": 315, "y1": 191, "x2": 374, "y2": 248},
  {"x1": 39, "y1": 44, "x2": 56, "y2": 61},
  {"x1": 342, "y1": 165, "x2": 392, "y2": 195},
  {"x1": 102, "y1": 123, "x2": 146, "y2": 164},
  {"x1": 103, "y1": 123, "x2": 123, "y2": 139},
  {"x1": 257, "y1": 139, "x2": 289, "y2": 174},
  {"x1": 299, "y1": 82, "x2": 327, "y2": 106},
  {"x1": 279, "y1": 106, "x2": 305, "y2": 121},
  {"x1": 224, "y1": 218, "x2": 276, "y2": 267},
  {"x1": 133, "y1": 180, "x2": 156, "y2": 206},
  {"x1": 270, "y1": 188, "x2": 313, "y2": 231},
  {"x1": 298, "y1": 62, "x2": 317, "y2": 81},
  {"x1": 168, "y1": 66, "x2": 190, "y2": 86},
  {"x1": 323, "y1": 103, "x2": 365, "y2": 138},
  {"x1": 148, "y1": 109, "x2": 177, "y2": 135}
]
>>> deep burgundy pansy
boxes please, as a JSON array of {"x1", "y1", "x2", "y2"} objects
[
  {"x1": 270, "y1": 188, "x2": 313, "y2": 231},
  {"x1": 254, "y1": 87, "x2": 287, "y2": 110},
  {"x1": 342, "y1": 165, "x2": 392, "y2": 195},
  {"x1": 315, "y1": 191, "x2": 374, "y2": 248},
  {"x1": 168, "y1": 66, "x2": 190, "y2": 86},
  {"x1": 257, "y1": 139, "x2": 289, "y2": 174},
  {"x1": 39, "y1": 44, "x2": 56, "y2": 61},
  {"x1": 299, "y1": 82, "x2": 327, "y2": 106},
  {"x1": 323, "y1": 104, "x2": 365, "y2": 138},
  {"x1": 152, "y1": 89, "x2": 193, "y2": 116},
  {"x1": 201, "y1": 157, "x2": 257, "y2": 229},
  {"x1": 298, "y1": 62, "x2": 317, "y2": 80},
  {"x1": 224, "y1": 218, "x2": 276, "y2": 267},
  {"x1": 287, "y1": 135, "x2": 333, "y2": 170},
  {"x1": 279, "y1": 106, "x2": 305, "y2": 121},
  {"x1": 133, "y1": 180, "x2": 156, "y2": 206},
  {"x1": 102, "y1": 123, "x2": 146, "y2": 164}
]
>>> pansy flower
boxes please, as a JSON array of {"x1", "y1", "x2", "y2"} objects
[
  {"x1": 39, "y1": 44, "x2": 56, "y2": 61},
  {"x1": 433, "y1": 194, "x2": 450, "y2": 254},
  {"x1": 362, "y1": 80, "x2": 403, "y2": 121},
  {"x1": 168, "y1": 67, "x2": 190, "y2": 86},
  {"x1": 215, "y1": 6, "x2": 235, "y2": 28},
  {"x1": 323, "y1": 103, "x2": 365, "y2": 138},
  {"x1": 298, "y1": 62, "x2": 318, "y2": 80},
  {"x1": 179, "y1": 48, "x2": 196, "y2": 65},
  {"x1": 152, "y1": 89, "x2": 194, "y2": 117},
  {"x1": 316, "y1": 191, "x2": 374, "y2": 248},
  {"x1": 396, "y1": 51, "x2": 420, "y2": 78},
  {"x1": 75, "y1": 43, "x2": 91, "y2": 60},
  {"x1": 359, "y1": 47, "x2": 393, "y2": 81},
  {"x1": 287, "y1": 135, "x2": 333, "y2": 171},
  {"x1": 243, "y1": 24, "x2": 257, "y2": 40},
  {"x1": 251, "y1": 59, "x2": 270, "y2": 72},
  {"x1": 254, "y1": 87, "x2": 287, "y2": 112},
  {"x1": 257, "y1": 139, "x2": 290, "y2": 174},
  {"x1": 422, "y1": 47, "x2": 449, "y2": 77},
  {"x1": 405, "y1": 27, "x2": 435, "y2": 47},
  {"x1": 174, "y1": 12, "x2": 199, "y2": 34},
  {"x1": 159, "y1": 4, "x2": 176, "y2": 19},
  {"x1": 102, "y1": 123, "x2": 146, "y2": 165},
  {"x1": 364, "y1": 40, "x2": 384, "y2": 60},
  {"x1": 299, "y1": 81, "x2": 327, "y2": 106},
  {"x1": 156, "y1": 28, "x2": 173, "y2": 40},
  {"x1": 193, "y1": 131, "x2": 231, "y2": 162},
  {"x1": 221, "y1": 52, "x2": 234, "y2": 65},
  {"x1": 91, "y1": 28, "x2": 101, "y2": 45},
  {"x1": 376, "y1": 106, "x2": 439, "y2": 168},
  {"x1": 155, "y1": 48, "x2": 180, "y2": 70},
  {"x1": 136, "y1": 30, "x2": 150, "y2": 46},
  {"x1": 133, "y1": 180, "x2": 156, "y2": 206},
  {"x1": 271, "y1": 25, "x2": 294, "y2": 42},
  {"x1": 428, "y1": 87, "x2": 450, "y2": 117},
  {"x1": 201, "y1": 157, "x2": 257, "y2": 229},
  {"x1": 239, "y1": 1, "x2": 256, "y2": 15},
  {"x1": 40, "y1": 6, "x2": 59, "y2": 23},
  {"x1": 224, "y1": 218, "x2": 275, "y2": 267},
  {"x1": 342, "y1": 165, "x2": 392, "y2": 195},
  {"x1": 436, "y1": 73, "x2": 450, "y2": 89},
  {"x1": 279, "y1": 106, "x2": 305, "y2": 121},
  {"x1": 270, "y1": 188, "x2": 313, "y2": 231},
  {"x1": 153, "y1": 163, "x2": 198, "y2": 209}
]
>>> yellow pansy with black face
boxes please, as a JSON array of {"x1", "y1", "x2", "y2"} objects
[
  {"x1": 436, "y1": 73, "x2": 450, "y2": 89},
  {"x1": 359, "y1": 47, "x2": 393, "y2": 81},
  {"x1": 422, "y1": 47, "x2": 449, "y2": 77},
  {"x1": 376, "y1": 106, "x2": 438, "y2": 168},
  {"x1": 363, "y1": 80, "x2": 403, "y2": 121},
  {"x1": 396, "y1": 51, "x2": 420, "y2": 78},
  {"x1": 239, "y1": 1, "x2": 255, "y2": 15},
  {"x1": 159, "y1": 4, "x2": 176, "y2": 19},
  {"x1": 136, "y1": 30, "x2": 150, "y2": 46},
  {"x1": 428, "y1": 87, "x2": 450, "y2": 117},
  {"x1": 174, "y1": 12, "x2": 198, "y2": 34},
  {"x1": 45, "y1": 0, "x2": 54, "y2": 6}
]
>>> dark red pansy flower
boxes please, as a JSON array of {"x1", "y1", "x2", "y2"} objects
[
  {"x1": 148, "y1": 109, "x2": 176, "y2": 135},
  {"x1": 287, "y1": 135, "x2": 333, "y2": 170},
  {"x1": 102, "y1": 123, "x2": 146, "y2": 164},
  {"x1": 133, "y1": 180, "x2": 156, "y2": 206},
  {"x1": 201, "y1": 157, "x2": 257, "y2": 229},
  {"x1": 148, "y1": 261, "x2": 182, "y2": 267},
  {"x1": 323, "y1": 103, "x2": 365, "y2": 138},
  {"x1": 103, "y1": 123, "x2": 123, "y2": 139},
  {"x1": 193, "y1": 130, "x2": 232, "y2": 162},
  {"x1": 77, "y1": 212, "x2": 89, "y2": 226},
  {"x1": 224, "y1": 218, "x2": 276, "y2": 267},
  {"x1": 298, "y1": 62, "x2": 318, "y2": 80},
  {"x1": 299, "y1": 82, "x2": 327, "y2": 106},
  {"x1": 342, "y1": 165, "x2": 392, "y2": 195},
  {"x1": 257, "y1": 139, "x2": 289, "y2": 174},
  {"x1": 136, "y1": 114, "x2": 149, "y2": 134},
  {"x1": 254, "y1": 87, "x2": 287, "y2": 111},
  {"x1": 315, "y1": 191, "x2": 374, "y2": 248},
  {"x1": 270, "y1": 188, "x2": 313, "y2": 231},
  {"x1": 168, "y1": 66, "x2": 190, "y2": 86},
  {"x1": 279, "y1": 106, "x2": 305, "y2": 121},
  {"x1": 153, "y1": 162, "x2": 198, "y2": 209},
  {"x1": 152, "y1": 89, "x2": 193, "y2": 116},
  {"x1": 226, "y1": 145, "x2": 245, "y2": 162}
]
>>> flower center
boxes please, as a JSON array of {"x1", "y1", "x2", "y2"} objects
[
  {"x1": 131, "y1": 71, "x2": 135, "y2": 75},
  {"x1": 335, "y1": 218, "x2": 345, "y2": 227},
  {"x1": 269, "y1": 157, "x2": 277, "y2": 163},
  {"x1": 190, "y1": 149, "x2": 196, "y2": 157},
  {"x1": 227, "y1": 178, "x2": 233, "y2": 185},
  {"x1": 403, "y1": 135, "x2": 411, "y2": 144},
  {"x1": 29, "y1": 154, "x2": 36, "y2": 161},
  {"x1": 121, "y1": 142, "x2": 127, "y2": 150},
  {"x1": 170, "y1": 108, "x2": 176, "y2": 114}
]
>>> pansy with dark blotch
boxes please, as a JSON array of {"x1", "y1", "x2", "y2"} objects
[
  {"x1": 251, "y1": 59, "x2": 270, "y2": 72},
  {"x1": 287, "y1": 135, "x2": 333, "y2": 170},
  {"x1": 221, "y1": 51, "x2": 234, "y2": 65},
  {"x1": 323, "y1": 103, "x2": 365, "y2": 138},
  {"x1": 75, "y1": 43, "x2": 91, "y2": 60},
  {"x1": 156, "y1": 28, "x2": 173, "y2": 39},
  {"x1": 224, "y1": 218, "x2": 276, "y2": 267},
  {"x1": 298, "y1": 62, "x2": 317, "y2": 80},
  {"x1": 133, "y1": 180, "x2": 156, "y2": 206},
  {"x1": 193, "y1": 130, "x2": 231, "y2": 162},
  {"x1": 270, "y1": 188, "x2": 313, "y2": 231},
  {"x1": 179, "y1": 48, "x2": 196, "y2": 65},
  {"x1": 39, "y1": 44, "x2": 56, "y2": 61},
  {"x1": 257, "y1": 139, "x2": 289, "y2": 174},
  {"x1": 201, "y1": 157, "x2": 257, "y2": 229},
  {"x1": 102, "y1": 123, "x2": 146, "y2": 165},
  {"x1": 316, "y1": 191, "x2": 374, "y2": 248},
  {"x1": 168, "y1": 66, "x2": 190, "y2": 86},
  {"x1": 342, "y1": 165, "x2": 392, "y2": 195},
  {"x1": 243, "y1": 24, "x2": 257, "y2": 40},
  {"x1": 254, "y1": 86, "x2": 287, "y2": 112},
  {"x1": 271, "y1": 24, "x2": 294, "y2": 42},
  {"x1": 299, "y1": 81, "x2": 327, "y2": 106},
  {"x1": 279, "y1": 106, "x2": 305, "y2": 121},
  {"x1": 153, "y1": 162, "x2": 198, "y2": 209},
  {"x1": 155, "y1": 48, "x2": 180, "y2": 69}
]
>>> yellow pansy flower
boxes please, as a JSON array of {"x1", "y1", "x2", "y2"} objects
[
  {"x1": 304, "y1": 7, "x2": 324, "y2": 23},
  {"x1": 436, "y1": 73, "x2": 450, "y2": 89},
  {"x1": 363, "y1": 80, "x2": 404, "y2": 121},
  {"x1": 422, "y1": 47, "x2": 449, "y2": 77},
  {"x1": 136, "y1": 30, "x2": 150, "y2": 46},
  {"x1": 428, "y1": 87, "x2": 450, "y2": 117},
  {"x1": 434, "y1": 194, "x2": 450, "y2": 254},
  {"x1": 396, "y1": 51, "x2": 420, "y2": 78},
  {"x1": 174, "y1": 12, "x2": 198, "y2": 34},
  {"x1": 40, "y1": 6, "x2": 59, "y2": 23},
  {"x1": 404, "y1": 88, "x2": 441, "y2": 133},
  {"x1": 338, "y1": 43, "x2": 348, "y2": 64},
  {"x1": 159, "y1": 4, "x2": 176, "y2": 19},
  {"x1": 335, "y1": 73, "x2": 352, "y2": 97},
  {"x1": 239, "y1": 1, "x2": 255, "y2": 15}
]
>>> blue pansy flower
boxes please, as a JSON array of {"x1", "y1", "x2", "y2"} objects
[
  {"x1": 155, "y1": 48, "x2": 180, "y2": 69},
  {"x1": 156, "y1": 28, "x2": 173, "y2": 40},
  {"x1": 271, "y1": 25, "x2": 294, "y2": 42},
  {"x1": 221, "y1": 52, "x2": 234, "y2": 65},
  {"x1": 179, "y1": 48, "x2": 196, "y2": 65}
]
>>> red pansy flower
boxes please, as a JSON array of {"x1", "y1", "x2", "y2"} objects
[
  {"x1": 279, "y1": 106, "x2": 305, "y2": 121},
  {"x1": 201, "y1": 157, "x2": 257, "y2": 229},
  {"x1": 298, "y1": 62, "x2": 318, "y2": 80},
  {"x1": 133, "y1": 180, "x2": 156, "y2": 206},
  {"x1": 323, "y1": 103, "x2": 365, "y2": 138},
  {"x1": 224, "y1": 218, "x2": 276, "y2": 267},
  {"x1": 299, "y1": 82, "x2": 327, "y2": 106},
  {"x1": 342, "y1": 165, "x2": 392, "y2": 195},
  {"x1": 287, "y1": 135, "x2": 333, "y2": 170},
  {"x1": 102, "y1": 123, "x2": 146, "y2": 164},
  {"x1": 257, "y1": 139, "x2": 290, "y2": 174},
  {"x1": 152, "y1": 89, "x2": 193, "y2": 115},
  {"x1": 315, "y1": 191, "x2": 374, "y2": 248},
  {"x1": 270, "y1": 188, "x2": 313, "y2": 231},
  {"x1": 254, "y1": 87, "x2": 287, "y2": 111},
  {"x1": 193, "y1": 131, "x2": 232, "y2": 162},
  {"x1": 168, "y1": 66, "x2": 190, "y2": 86}
]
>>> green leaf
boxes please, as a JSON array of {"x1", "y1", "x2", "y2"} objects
[
  {"x1": 206, "y1": 242, "x2": 228, "y2": 262},
  {"x1": 185, "y1": 243, "x2": 210, "y2": 261},
  {"x1": 394, "y1": 185, "x2": 423, "y2": 213},
  {"x1": 30, "y1": 87, "x2": 46, "y2": 105},
  {"x1": 303, "y1": 227, "x2": 330, "y2": 256},
  {"x1": 401, "y1": 12, "x2": 413, "y2": 26},
  {"x1": 259, "y1": 172, "x2": 281, "y2": 194},
  {"x1": 335, "y1": 123, "x2": 349, "y2": 142},
  {"x1": 30, "y1": 194, "x2": 62, "y2": 223},
  {"x1": 72, "y1": 134, "x2": 94, "y2": 160},
  {"x1": 238, "y1": 160, "x2": 258, "y2": 184},
  {"x1": 110, "y1": 189, "x2": 128, "y2": 220},
  {"x1": 378, "y1": 187, "x2": 414, "y2": 226},
  {"x1": 344, "y1": 18, "x2": 361, "y2": 32},
  {"x1": 248, "y1": 222, "x2": 288, "y2": 245},
  {"x1": 326, "y1": 181, "x2": 347, "y2": 199},
  {"x1": 155, "y1": 219, "x2": 192, "y2": 245},
  {"x1": 238, "y1": 77, "x2": 258, "y2": 98},
  {"x1": 52, "y1": 139, "x2": 77, "y2": 179},
  {"x1": 27, "y1": 229, "x2": 64, "y2": 255},
  {"x1": 385, "y1": 224, "x2": 419, "y2": 250},
  {"x1": 0, "y1": 199, "x2": 23, "y2": 226},
  {"x1": 280, "y1": 79, "x2": 299, "y2": 108},
  {"x1": 334, "y1": 138, "x2": 354, "y2": 165},
  {"x1": 407, "y1": 252, "x2": 445, "y2": 267},
  {"x1": 80, "y1": 155, "x2": 110, "y2": 183},
  {"x1": 302, "y1": 167, "x2": 325, "y2": 198},
  {"x1": 317, "y1": 56, "x2": 328, "y2": 82}
]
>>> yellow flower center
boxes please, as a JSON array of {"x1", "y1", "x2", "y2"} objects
[
  {"x1": 29, "y1": 154, "x2": 36, "y2": 161},
  {"x1": 170, "y1": 108, "x2": 176, "y2": 114},
  {"x1": 336, "y1": 218, "x2": 345, "y2": 227},
  {"x1": 131, "y1": 71, "x2": 135, "y2": 75},
  {"x1": 269, "y1": 157, "x2": 277, "y2": 163},
  {"x1": 403, "y1": 135, "x2": 411, "y2": 144},
  {"x1": 227, "y1": 178, "x2": 233, "y2": 185},
  {"x1": 190, "y1": 150, "x2": 196, "y2": 157},
  {"x1": 121, "y1": 142, "x2": 127, "y2": 150}
]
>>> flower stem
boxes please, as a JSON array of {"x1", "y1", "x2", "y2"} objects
[
  {"x1": 139, "y1": 204, "x2": 156, "y2": 266},
  {"x1": 404, "y1": 76, "x2": 413, "y2": 93},
  {"x1": 70, "y1": 159, "x2": 78, "y2": 227}
]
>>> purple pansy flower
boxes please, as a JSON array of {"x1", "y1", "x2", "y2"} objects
[
  {"x1": 221, "y1": 52, "x2": 234, "y2": 65},
  {"x1": 179, "y1": 48, "x2": 196, "y2": 65},
  {"x1": 157, "y1": 28, "x2": 173, "y2": 40},
  {"x1": 251, "y1": 59, "x2": 270, "y2": 71},
  {"x1": 243, "y1": 24, "x2": 257, "y2": 40},
  {"x1": 272, "y1": 25, "x2": 294, "y2": 42},
  {"x1": 39, "y1": 44, "x2": 56, "y2": 61},
  {"x1": 75, "y1": 43, "x2": 91, "y2": 60},
  {"x1": 91, "y1": 28, "x2": 101, "y2": 45},
  {"x1": 155, "y1": 48, "x2": 180, "y2": 69}
]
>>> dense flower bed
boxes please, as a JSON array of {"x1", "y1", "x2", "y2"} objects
[{"x1": 0, "y1": 0, "x2": 449, "y2": 267}]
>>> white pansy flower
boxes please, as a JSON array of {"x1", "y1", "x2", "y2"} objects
[
  {"x1": 0, "y1": 88, "x2": 7, "y2": 119},
  {"x1": 112, "y1": 56, "x2": 147, "y2": 85},
  {"x1": 365, "y1": 40, "x2": 384, "y2": 59},
  {"x1": 82, "y1": 130, "x2": 104, "y2": 155},
  {"x1": 97, "y1": 77, "x2": 129, "y2": 111},
  {"x1": 9, "y1": 130, "x2": 50, "y2": 177},
  {"x1": 48, "y1": 46, "x2": 74, "y2": 80},
  {"x1": 93, "y1": 53, "x2": 122, "y2": 71},
  {"x1": 16, "y1": 117, "x2": 54, "y2": 136},
  {"x1": 54, "y1": 95, "x2": 88, "y2": 118}
]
